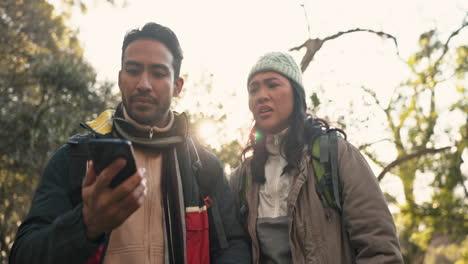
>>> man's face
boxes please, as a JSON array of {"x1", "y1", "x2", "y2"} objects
[{"x1": 119, "y1": 39, "x2": 183, "y2": 127}]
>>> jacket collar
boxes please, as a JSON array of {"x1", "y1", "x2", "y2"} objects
[
  {"x1": 265, "y1": 128, "x2": 288, "y2": 156},
  {"x1": 81, "y1": 109, "x2": 114, "y2": 135},
  {"x1": 121, "y1": 105, "x2": 175, "y2": 136},
  {"x1": 81, "y1": 103, "x2": 189, "y2": 149}
]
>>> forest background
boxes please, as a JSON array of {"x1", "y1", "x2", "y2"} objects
[{"x1": 0, "y1": 0, "x2": 467, "y2": 263}]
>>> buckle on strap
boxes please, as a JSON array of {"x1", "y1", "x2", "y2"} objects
[{"x1": 204, "y1": 196, "x2": 214, "y2": 208}]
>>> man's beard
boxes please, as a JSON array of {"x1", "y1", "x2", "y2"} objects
[{"x1": 123, "y1": 93, "x2": 171, "y2": 126}]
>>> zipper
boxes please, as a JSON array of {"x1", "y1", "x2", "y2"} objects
[
  {"x1": 145, "y1": 153, "x2": 151, "y2": 263},
  {"x1": 149, "y1": 127, "x2": 154, "y2": 139},
  {"x1": 274, "y1": 163, "x2": 281, "y2": 217},
  {"x1": 274, "y1": 134, "x2": 280, "y2": 145},
  {"x1": 325, "y1": 208, "x2": 332, "y2": 222}
]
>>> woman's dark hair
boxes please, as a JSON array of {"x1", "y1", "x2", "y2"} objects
[
  {"x1": 242, "y1": 79, "x2": 346, "y2": 184},
  {"x1": 121, "y1": 22, "x2": 183, "y2": 79}
]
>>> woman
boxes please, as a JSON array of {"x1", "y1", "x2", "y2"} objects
[{"x1": 230, "y1": 51, "x2": 403, "y2": 263}]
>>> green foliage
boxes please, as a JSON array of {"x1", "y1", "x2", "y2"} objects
[
  {"x1": 0, "y1": 0, "x2": 118, "y2": 261},
  {"x1": 0, "y1": 2, "x2": 466, "y2": 264},
  {"x1": 455, "y1": 45, "x2": 468, "y2": 79},
  {"x1": 310, "y1": 92, "x2": 320, "y2": 109},
  {"x1": 55, "y1": 0, "x2": 124, "y2": 14},
  {"x1": 210, "y1": 140, "x2": 243, "y2": 173},
  {"x1": 423, "y1": 236, "x2": 468, "y2": 264},
  {"x1": 360, "y1": 23, "x2": 468, "y2": 262}
]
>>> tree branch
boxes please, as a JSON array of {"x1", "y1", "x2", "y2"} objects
[
  {"x1": 323, "y1": 28, "x2": 399, "y2": 55},
  {"x1": 419, "y1": 89, "x2": 437, "y2": 150},
  {"x1": 361, "y1": 149, "x2": 387, "y2": 169},
  {"x1": 299, "y1": 2, "x2": 312, "y2": 38},
  {"x1": 378, "y1": 146, "x2": 452, "y2": 181},
  {"x1": 358, "y1": 138, "x2": 392, "y2": 151},
  {"x1": 461, "y1": 174, "x2": 468, "y2": 198},
  {"x1": 290, "y1": 28, "x2": 400, "y2": 72},
  {"x1": 433, "y1": 14, "x2": 468, "y2": 70},
  {"x1": 362, "y1": 86, "x2": 386, "y2": 112},
  {"x1": 290, "y1": 38, "x2": 324, "y2": 72}
]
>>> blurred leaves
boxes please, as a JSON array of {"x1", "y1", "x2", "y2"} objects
[
  {"x1": 455, "y1": 45, "x2": 468, "y2": 79},
  {"x1": 359, "y1": 21, "x2": 467, "y2": 262},
  {"x1": 0, "y1": 1, "x2": 466, "y2": 264},
  {"x1": 310, "y1": 92, "x2": 320, "y2": 109},
  {"x1": 0, "y1": 0, "x2": 117, "y2": 262},
  {"x1": 297, "y1": 11, "x2": 467, "y2": 263}
]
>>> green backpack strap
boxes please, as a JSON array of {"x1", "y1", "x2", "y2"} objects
[{"x1": 311, "y1": 131, "x2": 342, "y2": 213}]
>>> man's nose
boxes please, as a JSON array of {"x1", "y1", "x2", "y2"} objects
[{"x1": 136, "y1": 73, "x2": 151, "y2": 91}]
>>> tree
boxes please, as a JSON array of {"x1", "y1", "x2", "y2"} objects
[
  {"x1": 0, "y1": 0, "x2": 118, "y2": 261},
  {"x1": 291, "y1": 6, "x2": 467, "y2": 262},
  {"x1": 350, "y1": 19, "x2": 467, "y2": 263}
]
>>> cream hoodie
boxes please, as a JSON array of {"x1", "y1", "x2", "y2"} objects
[
  {"x1": 103, "y1": 110, "x2": 175, "y2": 264},
  {"x1": 258, "y1": 129, "x2": 293, "y2": 219}
]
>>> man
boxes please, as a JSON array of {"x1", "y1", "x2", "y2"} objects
[{"x1": 10, "y1": 22, "x2": 250, "y2": 264}]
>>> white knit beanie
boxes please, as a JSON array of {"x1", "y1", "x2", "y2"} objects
[{"x1": 247, "y1": 51, "x2": 304, "y2": 91}]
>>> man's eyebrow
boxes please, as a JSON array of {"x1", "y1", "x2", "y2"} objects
[
  {"x1": 149, "y1": 64, "x2": 170, "y2": 72},
  {"x1": 124, "y1": 61, "x2": 142, "y2": 67},
  {"x1": 124, "y1": 61, "x2": 170, "y2": 71}
]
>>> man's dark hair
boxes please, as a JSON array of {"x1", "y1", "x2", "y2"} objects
[{"x1": 121, "y1": 22, "x2": 184, "y2": 79}]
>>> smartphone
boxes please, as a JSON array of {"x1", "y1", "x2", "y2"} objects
[{"x1": 87, "y1": 138, "x2": 137, "y2": 188}]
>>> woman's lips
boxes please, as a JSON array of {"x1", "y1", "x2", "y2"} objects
[{"x1": 258, "y1": 105, "x2": 273, "y2": 119}]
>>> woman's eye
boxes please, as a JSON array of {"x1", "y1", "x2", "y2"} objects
[{"x1": 249, "y1": 87, "x2": 258, "y2": 94}]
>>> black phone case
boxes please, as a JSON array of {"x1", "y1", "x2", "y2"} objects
[{"x1": 87, "y1": 139, "x2": 137, "y2": 188}]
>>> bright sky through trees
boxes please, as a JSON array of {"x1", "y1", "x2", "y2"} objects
[
  {"x1": 53, "y1": 0, "x2": 467, "y2": 139},
  {"x1": 49, "y1": 0, "x2": 468, "y2": 204}
]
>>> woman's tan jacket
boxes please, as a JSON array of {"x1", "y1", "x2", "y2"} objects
[{"x1": 230, "y1": 139, "x2": 403, "y2": 264}]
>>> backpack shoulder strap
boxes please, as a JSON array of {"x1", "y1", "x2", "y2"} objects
[
  {"x1": 187, "y1": 137, "x2": 221, "y2": 197},
  {"x1": 187, "y1": 137, "x2": 228, "y2": 249},
  {"x1": 311, "y1": 130, "x2": 343, "y2": 213},
  {"x1": 66, "y1": 134, "x2": 91, "y2": 205},
  {"x1": 329, "y1": 130, "x2": 342, "y2": 211},
  {"x1": 237, "y1": 162, "x2": 249, "y2": 219}
]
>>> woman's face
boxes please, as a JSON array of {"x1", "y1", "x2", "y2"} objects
[{"x1": 248, "y1": 71, "x2": 294, "y2": 135}]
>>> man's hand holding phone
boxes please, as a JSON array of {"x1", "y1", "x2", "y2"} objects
[{"x1": 81, "y1": 140, "x2": 147, "y2": 240}]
